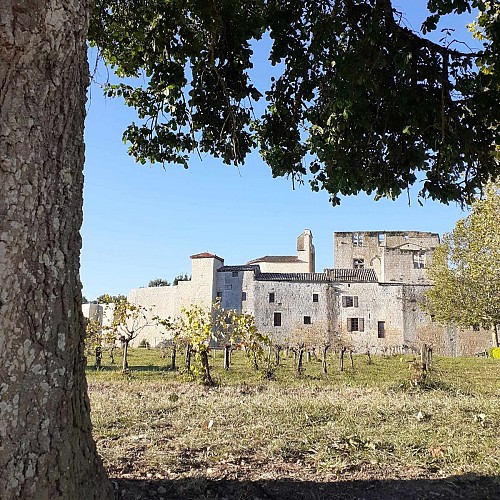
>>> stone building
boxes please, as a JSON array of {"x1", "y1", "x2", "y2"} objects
[{"x1": 84, "y1": 229, "x2": 492, "y2": 355}]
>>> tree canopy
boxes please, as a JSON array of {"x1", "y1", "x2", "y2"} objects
[
  {"x1": 89, "y1": 0, "x2": 498, "y2": 206},
  {"x1": 148, "y1": 277, "x2": 171, "y2": 287},
  {"x1": 425, "y1": 183, "x2": 500, "y2": 346}
]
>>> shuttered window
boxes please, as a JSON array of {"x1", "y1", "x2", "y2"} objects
[
  {"x1": 347, "y1": 318, "x2": 364, "y2": 332},
  {"x1": 342, "y1": 296, "x2": 358, "y2": 307}
]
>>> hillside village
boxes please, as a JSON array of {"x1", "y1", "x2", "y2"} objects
[{"x1": 84, "y1": 230, "x2": 492, "y2": 356}]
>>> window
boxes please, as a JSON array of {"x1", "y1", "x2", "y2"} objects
[
  {"x1": 347, "y1": 318, "x2": 364, "y2": 332},
  {"x1": 413, "y1": 252, "x2": 425, "y2": 269},
  {"x1": 353, "y1": 258, "x2": 365, "y2": 269},
  {"x1": 352, "y1": 232, "x2": 364, "y2": 246},
  {"x1": 303, "y1": 316, "x2": 311, "y2": 325},
  {"x1": 269, "y1": 292, "x2": 275, "y2": 303},
  {"x1": 241, "y1": 292, "x2": 247, "y2": 301},
  {"x1": 216, "y1": 292, "x2": 222, "y2": 298},
  {"x1": 224, "y1": 284, "x2": 232, "y2": 290},
  {"x1": 312, "y1": 293, "x2": 319, "y2": 303},
  {"x1": 378, "y1": 321, "x2": 386, "y2": 339},
  {"x1": 273, "y1": 312, "x2": 282, "y2": 326},
  {"x1": 232, "y1": 271, "x2": 239, "y2": 277},
  {"x1": 378, "y1": 233, "x2": 386, "y2": 246},
  {"x1": 342, "y1": 296, "x2": 358, "y2": 307}
]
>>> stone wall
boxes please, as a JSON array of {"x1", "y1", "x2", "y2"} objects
[
  {"x1": 333, "y1": 231, "x2": 440, "y2": 284},
  {"x1": 251, "y1": 280, "x2": 331, "y2": 345}
]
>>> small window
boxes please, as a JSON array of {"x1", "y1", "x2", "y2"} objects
[
  {"x1": 241, "y1": 292, "x2": 247, "y2": 301},
  {"x1": 342, "y1": 296, "x2": 358, "y2": 307},
  {"x1": 269, "y1": 292, "x2": 275, "y2": 303},
  {"x1": 216, "y1": 292, "x2": 222, "y2": 298},
  {"x1": 347, "y1": 318, "x2": 364, "y2": 332},
  {"x1": 303, "y1": 316, "x2": 311, "y2": 325},
  {"x1": 352, "y1": 233, "x2": 364, "y2": 247},
  {"x1": 413, "y1": 252, "x2": 425, "y2": 269},
  {"x1": 273, "y1": 312, "x2": 282, "y2": 327},
  {"x1": 224, "y1": 284, "x2": 232, "y2": 290},
  {"x1": 378, "y1": 233, "x2": 386, "y2": 246},
  {"x1": 378, "y1": 321, "x2": 386, "y2": 339},
  {"x1": 353, "y1": 258, "x2": 365, "y2": 269},
  {"x1": 232, "y1": 271, "x2": 239, "y2": 277},
  {"x1": 312, "y1": 293, "x2": 319, "y2": 303}
]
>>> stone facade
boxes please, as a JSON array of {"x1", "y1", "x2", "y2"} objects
[
  {"x1": 83, "y1": 229, "x2": 492, "y2": 355},
  {"x1": 334, "y1": 231, "x2": 439, "y2": 283}
]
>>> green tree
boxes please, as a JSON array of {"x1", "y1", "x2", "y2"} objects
[
  {"x1": 89, "y1": 0, "x2": 499, "y2": 206},
  {"x1": 173, "y1": 273, "x2": 191, "y2": 286},
  {"x1": 96, "y1": 293, "x2": 127, "y2": 303},
  {"x1": 425, "y1": 184, "x2": 500, "y2": 347},
  {"x1": 104, "y1": 298, "x2": 152, "y2": 371},
  {"x1": 2, "y1": 1, "x2": 498, "y2": 496},
  {"x1": 148, "y1": 278, "x2": 171, "y2": 287}
]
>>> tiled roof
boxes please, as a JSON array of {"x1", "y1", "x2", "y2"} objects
[
  {"x1": 247, "y1": 255, "x2": 303, "y2": 264},
  {"x1": 217, "y1": 265, "x2": 260, "y2": 273},
  {"x1": 190, "y1": 252, "x2": 224, "y2": 262},
  {"x1": 325, "y1": 268, "x2": 378, "y2": 282},
  {"x1": 256, "y1": 272, "x2": 331, "y2": 282}
]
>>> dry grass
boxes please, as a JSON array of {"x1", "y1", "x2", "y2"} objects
[{"x1": 87, "y1": 349, "x2": 500, "y2": 498}]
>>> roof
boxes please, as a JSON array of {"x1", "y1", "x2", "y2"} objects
[
  {"x1": 247, "y1": 255, "x2": 303, "y2": 264},
  {"x1": 217, "y1": 265, "x2": 260, "y2": 273},
  {"x1": 190, "y1": 252, "x2": 224, "y2": 262},
  {"x1": 256, "y1": 272, "x2": 331, "y2": 283},
  {"x1": 325, "y1": 268, "x2": 378, "y2": 282}
]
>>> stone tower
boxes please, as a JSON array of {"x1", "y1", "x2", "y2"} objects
[{"x1": 297, "y1": 229, "x2": 315, "y2": 272}]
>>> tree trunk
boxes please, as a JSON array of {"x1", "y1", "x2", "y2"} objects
[
  {"x1": 0, "y1": 1, "x2": 113, "y2": 498},
  {"x1": 274, "y1": 345, "x2": 281, "y2": 365},
  {"x1": 224, "y1": 345, "x2": 231, "y2": 370},
  {"x1": 122, "y1": 341, "x2": 129, "y2": 372},
  {"x1": 297, "y1": 347, "x2": 304, "y2": 375},
  {"x1": 171, "y1": 343, "x2": 177, "y2": 370},
  {"x1": 185, "y1": 343, "x2": 192, "y2": 371},
  {"x1": 321, "y1": 344, "x2": 329, "y2": 375},
  {"x1": 95, "y1": 347, "x2": 102, "y2": 369},
  {"x1": 339, "y1": 347, "x2": 346, "y2": 372},
  {"x1": 200, "y1": 350, "x2": 214, "y2": 385}
]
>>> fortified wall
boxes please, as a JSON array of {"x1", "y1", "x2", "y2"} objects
[{"x1": 84, "y1": 229, "x2": 492, "y2": 355}]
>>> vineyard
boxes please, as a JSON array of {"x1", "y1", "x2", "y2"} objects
[{"x1": 87, "y1": 349, "x2": 500, "y2": 499}]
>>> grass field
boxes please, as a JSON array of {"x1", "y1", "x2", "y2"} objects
[{"x1": 87, "y1": 348, "x2": 500, "y2": 499}]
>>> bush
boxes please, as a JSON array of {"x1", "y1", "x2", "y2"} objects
[
  {"x1": 138, "y1": 339, "x2": 151, "y2": 349},
  {"x1": 489, "y1": 347, "x2": 500, "y2": 359}
]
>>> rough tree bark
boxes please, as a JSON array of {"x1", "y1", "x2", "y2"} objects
[{"x1": 0, "y1": 1, "x2": 113, "y2": 498}]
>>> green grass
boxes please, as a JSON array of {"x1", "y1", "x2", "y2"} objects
[{"x1": 87, "y1": 349, "x2": 500, "y2": 486}]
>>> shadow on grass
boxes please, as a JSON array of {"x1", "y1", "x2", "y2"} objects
[
  {"x1": 87, "y1": 365, "x2": 171, "y2": 373},
  {"x1": 112, "y1": 474, "x2": 500, "y2": 499}
]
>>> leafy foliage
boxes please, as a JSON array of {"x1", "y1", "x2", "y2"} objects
[
  {"x1": 425, "y1": 183, "x2": 500, "y2": 345},
  {"x1": 148, "y1": 278, "x2": 171, "y2": 287},
  {"x1": 173, "y1": 273, "x2": 191, "y2": 286},
  {"x1": 156, "y1": 301, "x2": 268, "y2": 384},
  {"x1": 96, "y1": 293, "x2": 127, "y2": 303},
  {"x1": 89, "y1": 0, "x2": 499, "y2": 206},
  {"x1": 104, "y1": 298, "x2": 152, "y2": 371}
]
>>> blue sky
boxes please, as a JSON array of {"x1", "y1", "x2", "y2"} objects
[{"x1": 81, "y1": 2, "x2": 479, "y2": 300}]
